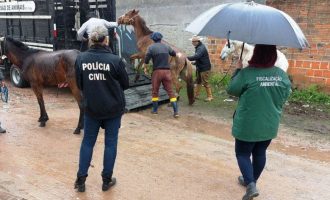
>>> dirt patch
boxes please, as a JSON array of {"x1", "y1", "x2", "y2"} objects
[
  {"x1": 285, "y1": 101, "x2": 330, "y2": 120},
  {"x1": 137, "y1": 104, "x2": 330, "y2": 162},
  {"x1": 0, "y1": 84, "x2": 329, "y2": 200}
]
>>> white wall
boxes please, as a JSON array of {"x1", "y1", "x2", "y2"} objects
[{"x1": 116, "y1": 0, "x2": 247, "y2": 54}]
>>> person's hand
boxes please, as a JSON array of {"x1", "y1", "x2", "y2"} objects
[
  {"x1": 236, "y1": 59, "x2": 243, "y2": 69},
  {"x1": 82, "y1": 37, "x2": 88, "y2": 42}
]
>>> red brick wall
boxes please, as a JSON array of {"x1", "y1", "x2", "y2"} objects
[
  {"x1": 207, "y1": 39, "x2": 231, "y2": 73},
  {"x1": 208, "y1": 0, "x2": 330, "y2": 92}
]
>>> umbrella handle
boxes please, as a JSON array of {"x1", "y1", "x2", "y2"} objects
[
  {"x1": 239, "y1": 42, "x2": 245, "y2": 60},
  {"x1": 227, "y1": 31, "x2": 231, "y2": 48}
]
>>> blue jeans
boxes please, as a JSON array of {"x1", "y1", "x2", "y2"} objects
[
  {"x1": 235, "y1": 139, "x2": 272, "y2": 185},
  {"x1": 77, "y1": 114, "x2": 122, "y2": 178}
]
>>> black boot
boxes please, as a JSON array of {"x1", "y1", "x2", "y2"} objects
[
  {"x1": 0, "y1": 126, "x2": 6, "y2": 133},
  {"x1": 0, "y1": 122, "x2": 6, "y2": 133},
  {"x1": 102, "y1": 176, "x2": 117, "y2": 191},
  {"x1": 74, "y1": 176, "x2": 87, "y2": 192}
]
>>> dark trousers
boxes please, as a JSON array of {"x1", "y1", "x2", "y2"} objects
[
  {"x1": 151, "y1": 69, "x2": 175, "y2": 99},
  {"x1": 77, "y1": 113, "x2": 122, "y2": 178},
  {"x1": 235, "y1": 139, "x2": 272, "y2": 185}
]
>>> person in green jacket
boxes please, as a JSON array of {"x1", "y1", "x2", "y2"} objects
[{"x1": 227, "y1": 44, "x2": 291, "y2": 200}]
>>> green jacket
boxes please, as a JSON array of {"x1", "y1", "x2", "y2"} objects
[{"x1": 227, "y1": 66, "x2": 291, "y2": 142}]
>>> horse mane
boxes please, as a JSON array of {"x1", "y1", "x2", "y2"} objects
[
  {"x1": 228, "y1": 40, "x2": 288, "y2": 72},
  {"x1": 136, "y1": 15, "x2": 153, "y2": 35},
  {"x1": 231, "y1": 40, "x2": 254, "y2": 52},
  {"x1": 6, "y1": 37, "x2": 40, "y2": 53}
]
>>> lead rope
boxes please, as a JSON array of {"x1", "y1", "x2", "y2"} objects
[{"x1": 217, "y1": 55, "x2": 238, "y2": 85}]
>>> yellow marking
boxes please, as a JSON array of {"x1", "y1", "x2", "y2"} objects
[
  {"x1": 152, "y1": 97, "x2": 159, "y2": 102},
  {"x1": 170, "y1": 97, "x2": 177, "y2": 102}
]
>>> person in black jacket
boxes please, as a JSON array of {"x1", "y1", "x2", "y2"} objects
[
  {"x1": 0, "y1": 70, "x2": 6, "y2": 133},
  {"x1": 187, "y1": 35, "x2": 213, "y2": 102},
  {"x1": 145, "y1": 32, "x2": 179, "y2": 118},
  {"x1": 74, "y1": 26, "x2": 129, "y2": 192}
]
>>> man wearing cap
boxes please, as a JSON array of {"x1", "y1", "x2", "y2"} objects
[
  {"x1": 144, "y1": 32, "x2": 179, "y2": 118},
  {"x1": 74, "y1": 26, "x2": 129, "y2": 192},
  {"x1": 77, "y1": 12, "x2": 117, "y2": 43},
  {"x1": 0, "y1": 70, "x2": 6, "y2": 133},
  {"x1": 187, "y1": 35, "x2": 213, "y2": 102}
]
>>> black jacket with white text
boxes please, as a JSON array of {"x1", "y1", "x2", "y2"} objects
[{"x1": 75, "y1": 45, "x2": 129, "y2": 119}]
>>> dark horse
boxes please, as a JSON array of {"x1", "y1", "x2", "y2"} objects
[
  {"x1": 1, "y1": 37, "x2": 83, "y2": 134},
  {"x1": 118, "y1": 9, "x2": 195, "y2": 105}
]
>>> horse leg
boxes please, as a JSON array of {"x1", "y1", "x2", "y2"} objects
[
  {"x1": 31, "y1": 85, "x2": 48, "y2": 127},
  {"x1": 130, "y1": 53, "x2": 145, "y2": 82},
  {"x1": 68, "y1": 81, "x2": 84, "y2": 134},
  {"x1": 183, "y1": 60, "x2": 195, "y2": 105},
  {"x1": 130, "y1": 53, "x2": 142, "y2": 62},
  {"x1": 134, "y1": 58, "x2": 145, "y2": 82}
]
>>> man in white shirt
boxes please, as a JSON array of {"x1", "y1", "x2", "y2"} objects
[{"x1": 77, "y1": 12, "x2": 117, "y2": 42}]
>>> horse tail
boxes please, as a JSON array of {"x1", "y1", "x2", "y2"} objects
[{"x1": 185, "y1": 58, "x2": 195, "y2": 105}]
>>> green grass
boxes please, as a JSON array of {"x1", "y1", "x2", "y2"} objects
[
  {"x1": 209, "y1": 72, "x2": 231, "y2": 88},
  {"x1": 178, "y1": 72, "x2": 237, "y2": 119},
  {"x1": 289, "y1": 85, "x2": 330, "y2": 105},
  {"x1": 179, "y1": 72, "x2": 330, "y2": 115}
]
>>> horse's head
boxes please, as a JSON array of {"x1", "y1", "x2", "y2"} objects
[
  {"x1": 220, "y1": 40, "x2": 236, "y2": 60},
  {"x1": 0, "y1": 37, "x2": 37, "y2": 67},
  {"x1": 220, "y1": 40, "x2": 244, "y2": 60},
  {"x1": 118, "y1": 9, "x2": 140, "y2": 25}
]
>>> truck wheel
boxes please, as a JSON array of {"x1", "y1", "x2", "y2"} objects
[{"x1": 10, "y1": 65, "x2": 29, "y2": 88}]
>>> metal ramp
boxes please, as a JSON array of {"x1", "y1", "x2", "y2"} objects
[
  {"x1": 116, "y1": 26, "x2": 169, "y2": 111},
  {"x1": 124, "y1": 66, "x2": 169, "y2": 111},
  {"x1": 125, "y1": 84, "x2": 169, "y2": 111}
]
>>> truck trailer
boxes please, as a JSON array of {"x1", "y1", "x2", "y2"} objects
[{"x1": 0, "y1": 0, "x2": 168, "y2": 110}]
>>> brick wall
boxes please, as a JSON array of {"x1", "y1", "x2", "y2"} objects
[
  {"x1": 208, "y1": 0, "x2": 330, "y2": 92},
  {"x1": 207, "y1": 38, "x2": 231, "y2": 73}
]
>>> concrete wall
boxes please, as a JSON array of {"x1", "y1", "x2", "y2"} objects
[{"x1": 116, "y1": 0, "x2": 246, "y2": 54}]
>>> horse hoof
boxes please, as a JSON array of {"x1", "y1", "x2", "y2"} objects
[
  {"x1": 38, "y1": 117, "x2": 49, "y2": 122},
  {"x1": 73, "y1": 129, "x2": 81, "y2": 134},
  {"x1": 39, "y1": 122, "x2": 46, "y2": 127}
]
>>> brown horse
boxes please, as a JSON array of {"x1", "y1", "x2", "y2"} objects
[
  {"x1": 1, "y1": 37, "x2": 84, "y2": 134},
  {"x1": 118, "y1": 9, "x2": 195, "y2": 105}
]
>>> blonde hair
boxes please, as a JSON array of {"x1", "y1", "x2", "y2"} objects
[{"x1": 89, "y1": 26, "x2": 108, "y2": 45}]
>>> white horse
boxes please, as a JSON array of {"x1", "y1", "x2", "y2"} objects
[{"x1": 220, "y1": 40, "x2": 289, "y2": 72}]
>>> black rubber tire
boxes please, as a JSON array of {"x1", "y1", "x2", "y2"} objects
[{"x1": 10, "y1": 65, "x2": 29, "y2": 88}]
